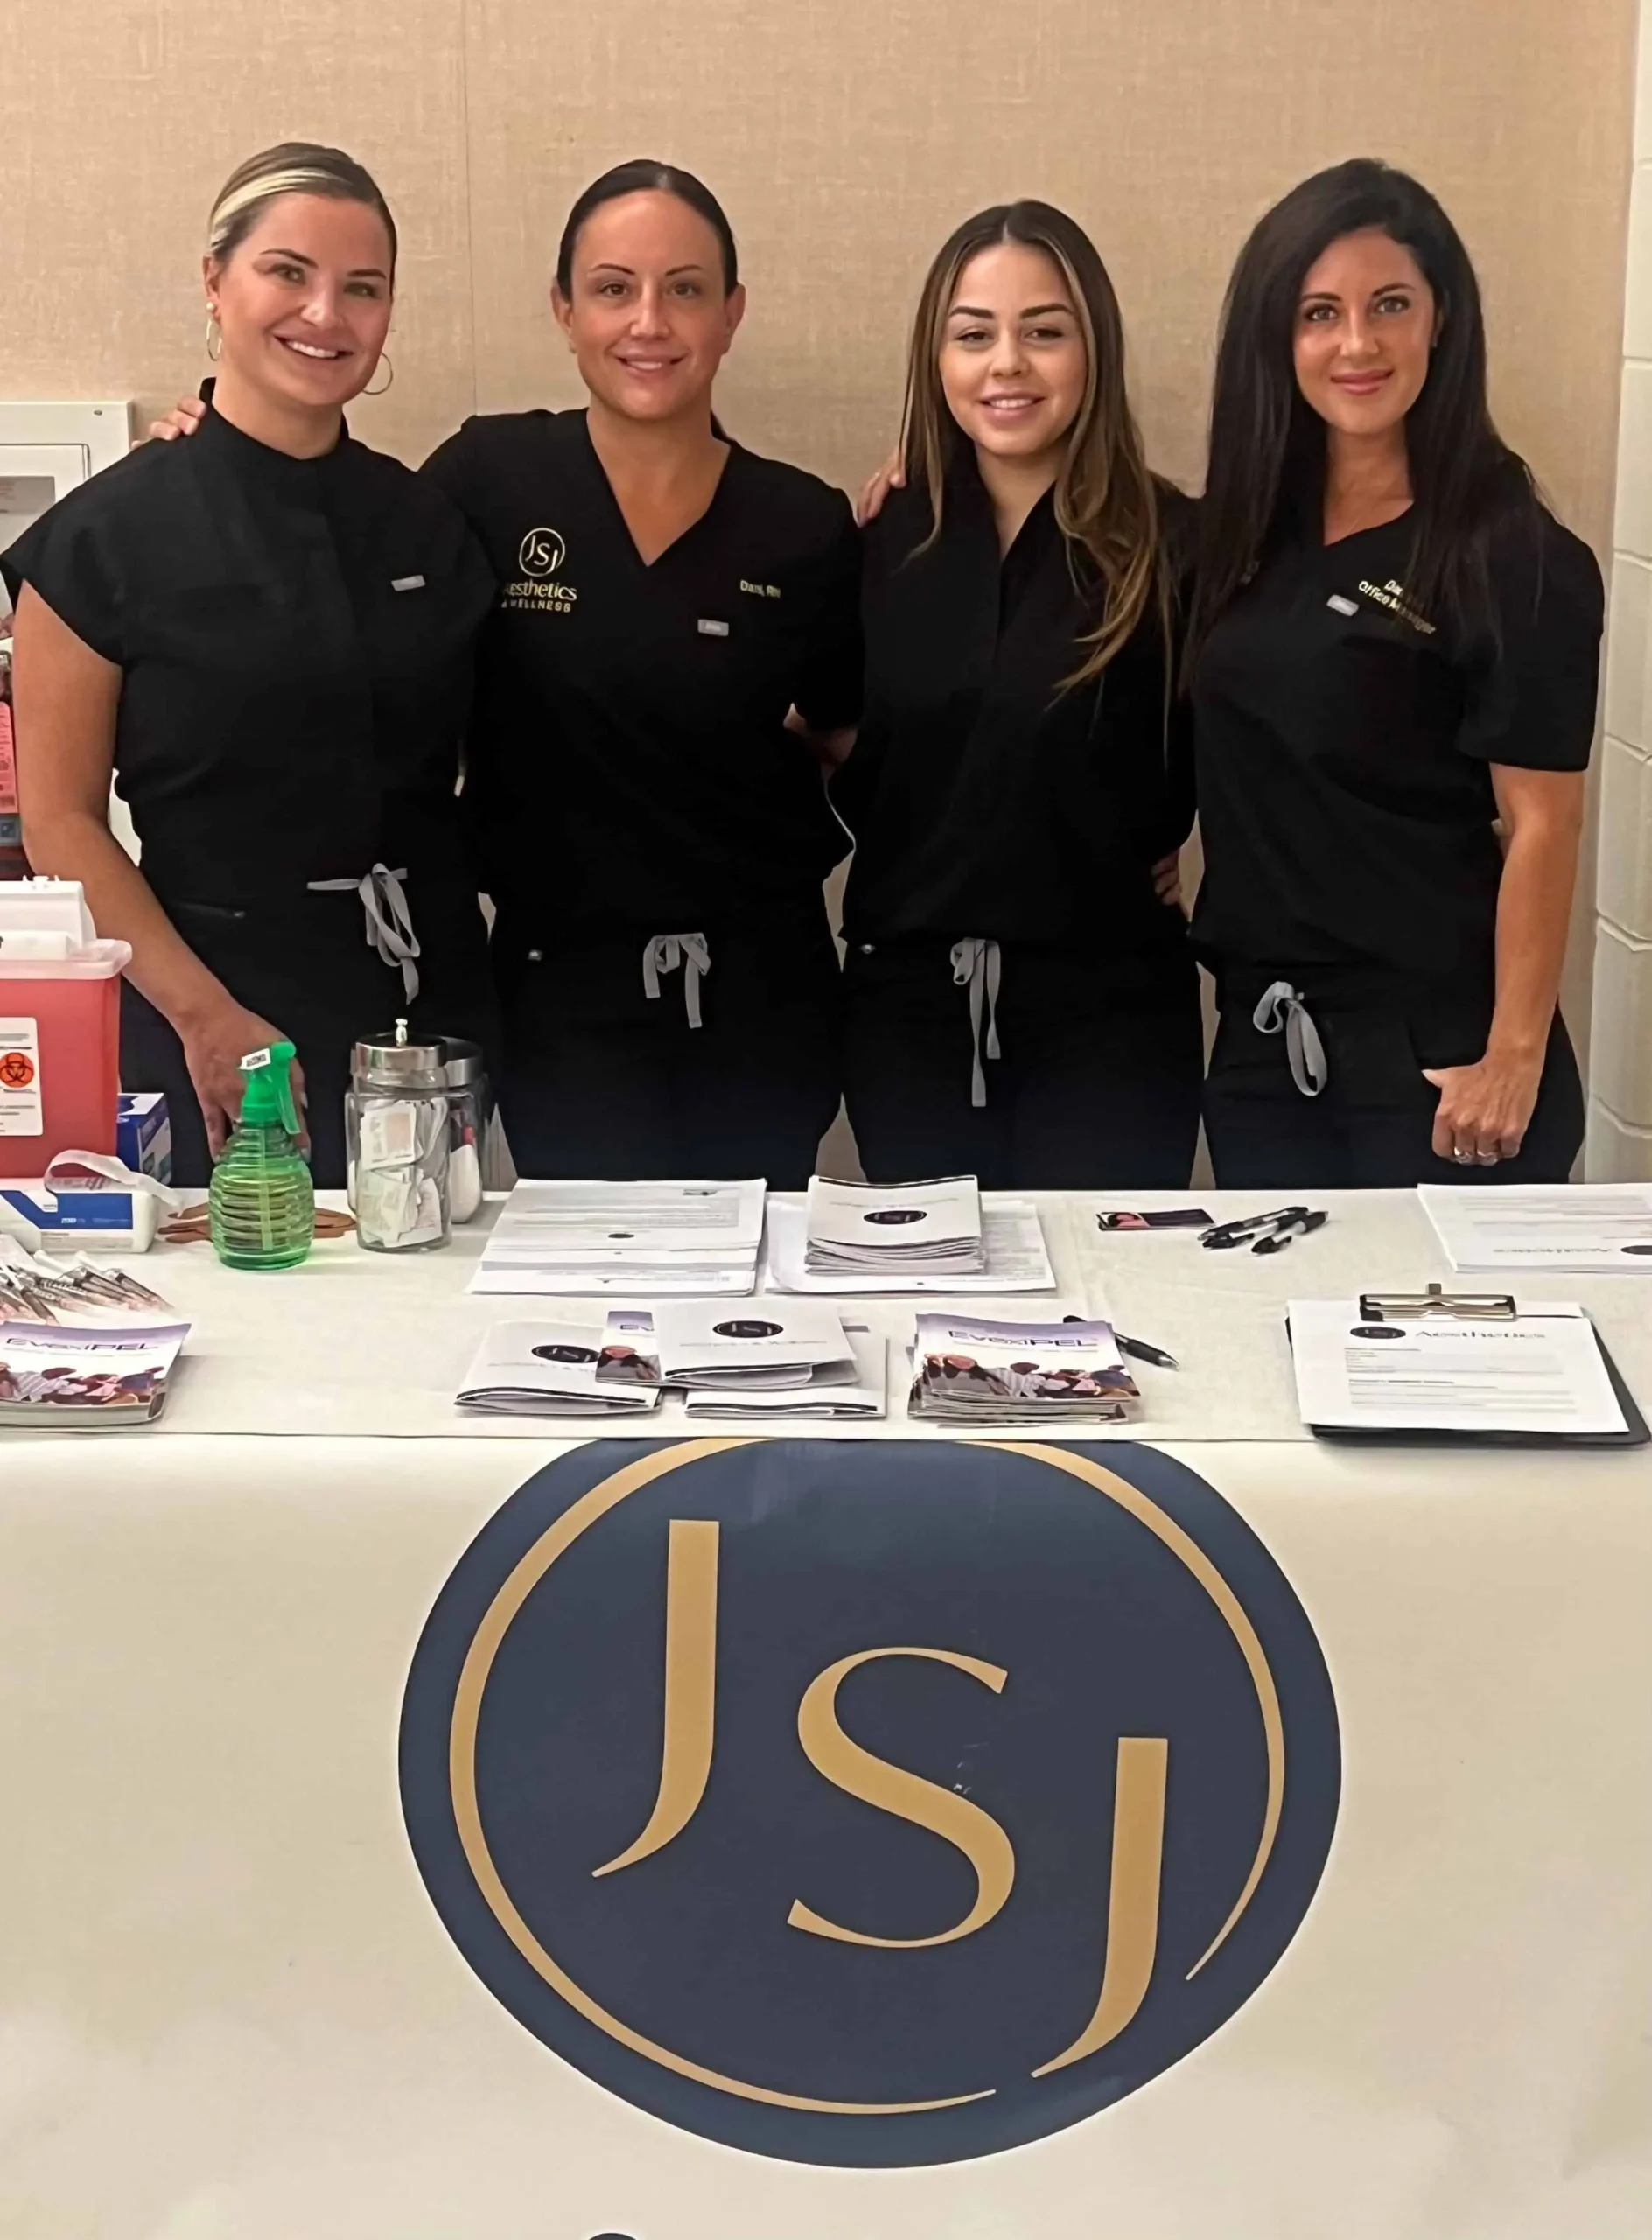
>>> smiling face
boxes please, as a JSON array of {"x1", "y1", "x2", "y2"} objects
[
  {"x1": 1292, "y1": 226, "x2": 1437, "y2": 441},
  {"x1": 553, "y1": 189, "x2": 745, "y2": 424},
  {"x1": 938, "y1": 241, "x2": 1089, "y2": 466},
  {"x1": 205, "y1": 192, "x2": 394, "y2": 413}
]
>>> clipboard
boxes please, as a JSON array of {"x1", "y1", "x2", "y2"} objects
[{"x1": 1290, "y1": 1285, "x2": 1650, "y2": 1449}]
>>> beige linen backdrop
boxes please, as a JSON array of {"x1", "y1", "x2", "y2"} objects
[{"x1": 0, "y1": 0, "x2": 1636, "y2": 1030}]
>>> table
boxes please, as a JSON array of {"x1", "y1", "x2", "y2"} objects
[{"x1": 1, "y1": 1192, "x2": 1648, "y2": 2237}]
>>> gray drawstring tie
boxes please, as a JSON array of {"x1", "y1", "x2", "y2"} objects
[
  {"x1": 1253, "y1": 979, "x2": 1328, "y2": 1096},
  {"x1": 950, "y1": 937, "x2": 1003, "y2": 1109},
  {"x1": 306, "y1": 863, "x2": 420, "y2": 1002},
  {"x1": 643, "y1": 932, "x2": 710, "y2": 1029}
]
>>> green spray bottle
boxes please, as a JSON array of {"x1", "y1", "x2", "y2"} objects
[{"x1": 208, "y1": 1042, "x2": 316, "y2": 1270}]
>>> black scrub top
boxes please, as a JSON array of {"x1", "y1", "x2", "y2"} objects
[
  {"x1": 421, "y1": 408, "x2": 864, "y2": 936},
  {"x1": 0, "y1": 403, "x2": 496, "y2": 909},
  {"x1": 1189, "y1": 501, "x2": 1604, "y2": 994},
  {"x1": 833, "y1": 464, "x2": 1195, "y2": 950}
]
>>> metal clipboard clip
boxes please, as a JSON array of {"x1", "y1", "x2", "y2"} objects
[{"x1": 1358, "y1": 1282, "x2": 1518, "y2": 1322}]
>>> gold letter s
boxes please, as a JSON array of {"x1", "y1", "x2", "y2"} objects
[{"x1": 788, "y1": 1648, "x2": 1016, "y2": 1949}]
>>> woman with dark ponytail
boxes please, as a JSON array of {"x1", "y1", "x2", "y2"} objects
[{"x1": 1188, "y1": 158, "x2": 1602, "y2": 1186}]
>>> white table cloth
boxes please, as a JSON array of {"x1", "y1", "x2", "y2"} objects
[{"x1": 0, "y1": 1190, "x2": 1647, "y2": 2237}]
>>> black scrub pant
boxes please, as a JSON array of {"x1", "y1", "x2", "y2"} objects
[
  {"x1": 492, "y1": 915, "x2": 844, "y2": 1188},
  {"x1": 122, "y1": 881, "x2": 497, "y2": 1189},
  {"x1": 1202, "y1": 970, "x2": 1586, "y2": 1188},
  {"x1": 843, "y1": 935, "x2": 1204, "y2": 1189}
]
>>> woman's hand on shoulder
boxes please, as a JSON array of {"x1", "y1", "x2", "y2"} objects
[
  {"x1": 179, "y1": 998, "x2": 308, "y2": 1158},
  {"x1": 856, "y1": 451, "x2": 906, "y2": 527},
  {"x1": 144, "y1": 396, "x2": 207, "y2": 445}
]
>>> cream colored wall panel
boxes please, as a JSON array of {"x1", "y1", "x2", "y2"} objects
[
  {"x1": 460, "y1": 0, "x2": 1634, "y2": 539},
  {"x1": 1625, "y1": 163, "x2": 1652, "y2": 359},
  {"x1": 1586, "y1": 1095, "x2": 1652, "y2": 1176},
  {"x1": 1605, "y1": 552, "x2": 1652, "y2": 746},
  {"x1": 1615, "y1": 362, "x2": 1652, "y2": 557},
  {"x1": 0, "y1": 0, "x2": 473, "y2": 469},
  {"x1": 1589, "y1": 920, "x2": 1652, "y2": 1122},
  {"x1": 1600, "y1": 736, "x2": 1652, "y2": 936}
]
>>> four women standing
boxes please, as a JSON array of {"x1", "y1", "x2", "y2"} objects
[{"x1": 4, "y1": 149, "x2": 1605, "y2": 1194}]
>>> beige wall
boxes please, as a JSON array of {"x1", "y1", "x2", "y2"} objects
[
  {"x1": 1, "y1": 0, "x2": 1637, "y2": 1029},
  {"x1": 0, "y1": 1, "x2": 1632, "y2": 510}
]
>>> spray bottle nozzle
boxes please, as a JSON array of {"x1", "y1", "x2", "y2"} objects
[{"x1": 237, "y1": 1042, "x2": 301, "y2": 1137}]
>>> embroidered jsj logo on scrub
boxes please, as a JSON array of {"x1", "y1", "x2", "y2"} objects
[
  {"x1": 518, "y1": 528, "x2": 567, "y2": 578},
  {"x1": 1326, "y1": 594, "x2": 1359, "y2": 617},
  {"x1": 697, "y1": 619, "x2": 731, "y2": 637},
  {"x1": 503, "y1": 526, "x2": 578, "y2": 616}
]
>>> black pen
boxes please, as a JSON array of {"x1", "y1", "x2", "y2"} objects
[
  {"x1": 1062, "y1": 1313, "x2": 1180, "y2": 1371},
  {"x1": 1200, "y1": 1204, "x2": 1309, "y2": 1249},
  {"x1": 1252, "y1": 1209, "x2": 1329, "y2": 1255},
  {"x1": 1117, "y1": 1334, "x2": 1180, "y2": 1370}
]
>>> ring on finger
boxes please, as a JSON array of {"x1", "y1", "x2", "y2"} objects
[
  {"x1": 1474, "y1": 1149, "x2": 1500, "y2": 1165},
  {"x1": 1452, "y1": 1147, "x2": 1475, "y2": 1164}
]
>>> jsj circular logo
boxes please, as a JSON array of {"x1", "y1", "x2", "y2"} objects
[
  {"x1": 518, "y1": 525, "x2": 565, "y2": 577},
  {"x1": 401, "y1": 1438, "x2": 1339, "y2": 2166}
]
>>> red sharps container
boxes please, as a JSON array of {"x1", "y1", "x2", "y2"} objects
[{"x1": 0, "y1": 879, "x2": 130, "y2": 1177}]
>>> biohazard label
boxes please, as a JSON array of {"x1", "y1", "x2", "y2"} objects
[{"x1": 0, "y1": 1018, "x2": 43, "y2": 1134}]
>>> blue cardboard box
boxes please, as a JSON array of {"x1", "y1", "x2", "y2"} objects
[{"x1": 116, "y1": 1093, "x2": 172, "y2": 1185}]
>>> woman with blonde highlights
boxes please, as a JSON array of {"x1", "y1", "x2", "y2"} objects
[
  {"x1": 836, "y1": 200, "x2": 1200, "y2": 1186},
  {"x1": 2, "y1": 143, "x2": 495, "y2": 1185}
]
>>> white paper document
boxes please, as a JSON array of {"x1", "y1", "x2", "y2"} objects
[
  {"x1": 1419, "y1": 1185, "x2": 1652, "y2": 1275},
  {"x1": 471, "y1": 1180, "x2": 766, "y2": 1296},
  {"x1": 1287, "y1": 1298, "x2": 1628, "y2": 1435},
  {"x1": 765, "y1": 1199, "x2": 1054, "y2": 1295}
]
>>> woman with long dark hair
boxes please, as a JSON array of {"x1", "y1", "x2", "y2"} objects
[
  {"x1": 1188, "y1": 158, "x2": 1602, "y2": 1186},
  {"x1": 835, "y1": 201, "x2": 1200, "y2": 1186}
]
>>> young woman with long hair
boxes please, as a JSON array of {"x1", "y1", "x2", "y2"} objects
[
  {"x1": 158, "y1": 159, "x2": 862, "y2": 1186},
  {"x1": 4, "y1": 144, "x2": 496, "y2": 1186},
  {"x1": 835, "y1": 201, "x2": 1200, "y2": 1186},
  {"x1": 1188, "y1": 158, "x2": 1603, "y2": 1186}
]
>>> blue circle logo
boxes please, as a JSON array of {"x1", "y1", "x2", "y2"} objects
[{"x1": 400, "y1": 1438, "x2": 1340, "y2": 2166}]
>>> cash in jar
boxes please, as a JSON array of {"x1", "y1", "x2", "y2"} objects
[{"x1": 346, "y1": 1021, "x2": 452, "y2": 1252}]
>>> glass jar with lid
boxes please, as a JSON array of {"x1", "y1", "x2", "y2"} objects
[{"x1": 346, "y1": 1019, "x2": 451, "y2": 1252}]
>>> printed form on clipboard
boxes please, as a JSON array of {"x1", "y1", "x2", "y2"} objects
[{"x1": 1287, "y1": 1287, "x2": 1648, "y2": 1446}]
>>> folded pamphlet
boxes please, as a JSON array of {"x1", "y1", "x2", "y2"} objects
[
  {"x1": 804, "y1": 1175, "x2": 985, "y2": 1275},
  {"x1": 629, "y1": 1297, "x2": 859, "y2": 1390},
  {"x1": 0, "y1": 1319, "x2": 189, "y2": 1428},
  {"x1": 455, "y1": 1320, "x2": 663, "y2": 1417},
  {"x1": 766, "y1": 1199, "x2": 1054, "y2": 1295},
  {"x1": 683, "y1": 1323, "x2": 889, "y2": 1420},
  {"x1": 908, "y1": 1314, "x2": 1139, "y2": 1424}
]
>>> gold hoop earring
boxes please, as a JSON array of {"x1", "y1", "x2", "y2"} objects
[
  {"x1": 205, "y1": 315, "x2": 222, "y2": 362},
  {"x1": 363, "y1": 352, "x2": 394, "y2": 397}
]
